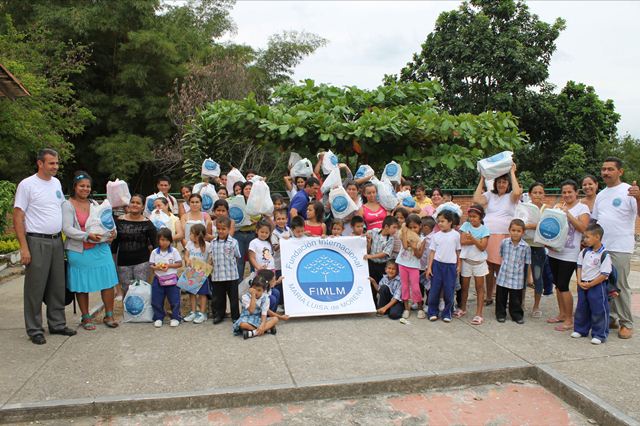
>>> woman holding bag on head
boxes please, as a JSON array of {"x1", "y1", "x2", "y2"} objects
[
  {"x1": 473, "y1": 164, "x2": 522, "y2": 306},
  {"x1": 62, "y1": 171, "x2": 119, "y2": 330}
]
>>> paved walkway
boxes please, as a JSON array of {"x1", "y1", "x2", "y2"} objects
[{"x1": 1, "y1": 273, "x2": 640, "y2": 422}]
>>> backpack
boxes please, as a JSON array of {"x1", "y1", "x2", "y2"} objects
[{"x1": 580, "y1": 248, "x2": 619, "y2": 299}]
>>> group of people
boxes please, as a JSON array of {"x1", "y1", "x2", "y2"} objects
[{"x1": 13, "y1": 149, "x2": 640, "y2": 345}]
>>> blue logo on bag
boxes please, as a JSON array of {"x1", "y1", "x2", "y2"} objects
[
  {"x1": 385, "y1": 163, "x2": 398, "y2": 177},
  {"x1": 402, "y1": 197, "x2": 416, "y2": 208},
  {"x1": 204, "y1": 159, "x2": 219, "y2": 171},
  {"x1": 539, "y1": 217, "x2": 561, "y2": 240},
  {"x1": 56, "y1": 190, "x2": 63, "y2": 200},
  {"x1": 332, "y1": 195, "x2": 348, "y2": 213},
  {"x1": 229, "y1": 206, "x2": 244, "y2": 223},
  {"x1": 329, "y1": 154, "x2": 338, "y2": 166},
  {"x1": 202, "y1": 194, "x2": 213, "y2": 211},
  {"x1": 100, "y1": 209, "x2": 115, "y2": 230},
  {"x1": 487, "y1": 152, "x2": 505, "y2": 163},
  {"x1": 125, "y1": 295, "x2": 145, "y2": 316},
  {"x1": 612, "y1": 197, "x2": 622, "y2": 207},
  {"x1": 152, "y1": 218, "x2": 166, "y2": 230},
  {"x1": 354, "y1": 165, "x2": 367, "y2": 179},
  {"x1": 297, "y1": 249, "x2": 353, "y2": 302},
  {"x1": 146, "y1": 197, "x2": 156, "y2": 212}
]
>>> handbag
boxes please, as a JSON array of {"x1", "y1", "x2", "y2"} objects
[{"x1": 157, "y1": 273, "x2": 178, "y2": 286}]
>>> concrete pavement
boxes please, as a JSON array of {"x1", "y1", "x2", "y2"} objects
[{"x1": 1, "y1": 273, "x2": 640, "y2": 423}]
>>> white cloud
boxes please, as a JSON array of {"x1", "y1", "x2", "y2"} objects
[{"x1": 226, "y1": 0, "x2": 640, "y2": 137}]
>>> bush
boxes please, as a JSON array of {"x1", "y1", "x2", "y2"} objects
[
  {"x1": 0, "y1": 181, "x2": 17, "y2": 235},
  {"x1": 0, "y1": 238, "x2": 19, "y2": 254}
]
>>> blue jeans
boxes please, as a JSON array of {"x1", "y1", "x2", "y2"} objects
[
  {"x1": 269, "y1": 288, "x2": 281, "y2": 312},
  {"x1": 542, "y1": 256, "x2": 554, "y2": 295},
  {"x1": 235, "y1": 230, "x2": 255, "y2": 279},
  {"x1": 530, "y1": 247, "x2": 546, "y2": 295},
  {"x1": 151, "y1": 278, "x2": 181, "y2": 321},
  {"x1": 427, "y1": 261, "x2": 457, "y2": 320}
]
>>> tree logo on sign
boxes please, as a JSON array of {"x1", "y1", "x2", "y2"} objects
[{"x1": 297, "y1": 249, "x2": 353, "y2": 302}]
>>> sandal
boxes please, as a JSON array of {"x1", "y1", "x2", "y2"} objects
[
  {"x1": 484, "y1": 300, "x2": 493, "y2": 307},
  {"x1": 453, "y1": 309, "x2": 467, "y2": 318},
  {"x1": 532, "y1": 310, "x2": 542, "y2": 319},
  {"x1": 81, "y1": 314, "x2": 96, "y2": 331},
  {"x1": 554, "y1": 324, "x2": 572, "y2": 332},
  {"x1": 103, "y1": 311, "x2": 119, "y2": 328},
  {"x1": 546, "y1": 317, "x2": 563, "y2": 324},
  {"x1": 471, "y1": 316, "x2": 483, "y2": 325}
]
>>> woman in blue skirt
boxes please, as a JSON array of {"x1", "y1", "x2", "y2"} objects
[{"x1": 62, "y1": 171, "x2": 119, "y2": 330}]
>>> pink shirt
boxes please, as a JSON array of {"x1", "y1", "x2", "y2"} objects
[{"x1": 363, "y1": 204, "x2": 387, "y2": 230}]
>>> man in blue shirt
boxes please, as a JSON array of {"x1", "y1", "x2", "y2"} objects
[{"x1": 288, "y1": 177, "x2": 320, "y2": 225}]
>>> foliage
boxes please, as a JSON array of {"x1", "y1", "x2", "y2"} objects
[
  {"x1": 0, "y1": 181, "x2": 16, "y2": 235},
  {"x1": 0, "y1": 238, "x2": 19, "y2": 254},
  {"x1": 0, "y1": 16, "x2": 93, "y2": 181},
  {"x1": 182, "y1": 80, "x2": 527, "y2": 181},
  {"x1": 543, "y1": 144, "x2": 586, "y2": 186},
  {"x1": 606, "y1": 135, "x2": 640, "y2": 184}
]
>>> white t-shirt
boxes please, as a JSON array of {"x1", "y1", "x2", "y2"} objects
[
  {"x1": 396, "y1": 235, "x2": 426, "y2": 269},
  {"x1": 149, "y1": 248, "x2": 182, "y2": 277},
  {"x1": 459, "y1": 222, "x2": 490, "y2": 262},
  {"x1": 13, "y1": 174, "x2": 64, "y2": 234},
  {"x1": 592, "y1": 183, "x2": 638, "y2": 253},
  {"x1": 548, "y1": 202, "x2": 590, "y2": 262},
  {"x1": 185, "y1": 240, "x2": 211, "y2": 263},
  {"x1": 429, "y1": 230, "x2": 461, "y2": 264},
  {"x1": 248, "y1": 238, "x2": 275, "y2": 270},
  {"x1": 272, "y1": 227, "x2": 290, "y2": 271},
  {"x1": 483, "y1": 191, "x2": 517, "y2": 234},
  {"x1": 577, "y1": 246, "x2": 612, "y2": 282}
]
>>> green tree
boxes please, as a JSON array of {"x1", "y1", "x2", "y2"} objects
[
  {"x1": 543, "y1": 143, "x2": 586, "y2": 186},
  {"x1": 0, "y1": 16, "x2": 93, "y2": 181}
]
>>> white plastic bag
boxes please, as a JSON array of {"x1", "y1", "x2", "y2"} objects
[
  {"x1": 228, "y1": 195, "x2": 252, "y2": 227},
  {"x1": 149, "y1": 209, "x2": 171, "y2": 230},
  {"x1": 290, "y1": 158, "x2": 314, "y2": 178},
  {"x1": 371, "y1": 177, "x2": 398, "y2": 211},
  {"x1": 288, "y1": 152, "x2": 302, "y2": 169},
  {"x1": 514, "y1": 202, "x2": 541, "y2": 241},
  {"x1": 201, "y1": 157, "x2": 221, "y2": 178},
  {"x1": 85, "y1": 200, "x2": 115, "y2": 242},
  {"x1": 381, "y1": 161, "x2": 402, "y2": 184},
  {"x1": 435, "y1": 202, "x2": 463, "y2": 219},
  {"x1": 200, "y1": 184, "x2": 219, "y2": 213},
  {"x1": 321, "y1": 150, "x2": 339, "y2": 175},
  {"x1": 329, "y1": 186, "x2": 358, "y2": 219},
  {"x1": 321, "y1": 167, "x2": 341, "y2": 194},
  {"x1": 246, "y1": 180, "x2": 274, "y2": 216},
  {"x1": 477, "y1": 151, "x2": 513, "y2": 180},
  {"x1": 123, "y1": 280, "x2": 154, "y2": 323},
  {"x1": 354, "y1": 165, "x2": 375, "y2": 180},
  {"x1": 106, "y1": 179, "x2": 131, "y2": 208},
  {"x1": 226, "y1": 168, "x2": 246, "y2": 195},
  {"x1": 534, "y1": 208, "x2": 568, "y2": 250},
  {"x1": 144, "y1": 192, "x2": 164, "y2": 217},
  {"x1": 396, "y1": 190, "x2": 416, "y2": 209}
]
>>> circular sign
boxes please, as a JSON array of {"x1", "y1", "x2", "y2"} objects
[
  {"x1": 201, "y1": 194, "x2": 213, "y2": 211},
  {"x1": 125, "y1": 295, "x2": 145, "y2": 316},
  {"x1": 204, "y1": 159, "x2": 219, "y2": 171},
  {"x1": 538, "y1": 217, "x2": 561, "y2": 240},
  {"x1": 354, "y1": 166, "x2": 366, "y2": 179},
  {"x1": 612, "y1": 198, "x2": 622, "y2": 207},
  {"x1": 332, "y1": 195, "x2": 349, "y2": 213},
  {"x1": 402, "y1": 197, "x2": 416, "y2": 208},
  {"x1": 229, "y1": 206, "x2": 244, "y2": 224},
  {"x1": 297, "y1": 249, "x2": 353, "y2": 302},
  {"x1": 385, "y1": 163, "x2": 399, "y2": 176}
]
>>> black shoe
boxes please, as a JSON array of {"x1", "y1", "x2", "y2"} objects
[
  {"x1": 497, "y1": 317, "x2": 506, "y2": 323},
  {"x1": 213, "y1": 317, "x2": 224, "y2": 325},
  {"x1": 49, "y1": 327, "x2": 77, "y2": 336},
  {"x1": 243, "y1": 330, "x2": 250, "y2": 340},
  {"x1": 30, "y1": 334, "x2": 46, "y2": 345},
  {"x1": 515, "y1": 318, "x2": 525, "y2": 324},
  {"x1": 269, "y1": 326, "x2": 277, "y2": 335}
]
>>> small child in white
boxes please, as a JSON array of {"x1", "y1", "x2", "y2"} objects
[
  {"x1": 150, "y1": 228, "x2": 183, "y2": 328},
  {"x1": 233, "y1": 275, "x2": 279, "y2": 339}
]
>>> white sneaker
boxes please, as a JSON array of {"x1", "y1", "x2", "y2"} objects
[
  {"x1": 443, "y1": 317, "x2": 452, "y2": 323},
  {"x1": 183, "y1": 311, "x2": 196, "y2": 322},
  {"x1": 193, "y1": 312, "x2": 207, "y2": 324},
  {"x1": 590, "y1": 337, "x2": 602, "y2": 345},
  {"x1": 170, "y1": 319, "x2": 180, "y2": 327},
  {"x1": 402, "y1": 310, "x2": 410, "y2": 319},
  {"x1": 570, "y1": 332, "x2": 582, "y2": 338},
  {"x1": 417, "y1": 310, "x2": 426, "y2": 319},
  {"x1": 154, "y1": 320, "x2": 163, "y2": 328},
  {"x1": 429, "y1": 316, "x2": 438, "y2": 321}
]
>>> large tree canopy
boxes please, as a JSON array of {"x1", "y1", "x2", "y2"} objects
[{"x1": 182, "y1": 80, "x2": 526, "y2": 181}]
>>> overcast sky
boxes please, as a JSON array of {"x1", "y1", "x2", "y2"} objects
[{"x1": 222, "y1": 1, "x2": 639, "y2": 138}]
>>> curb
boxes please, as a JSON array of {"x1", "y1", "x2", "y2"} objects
[{"x1": 0, "y1": 364, "x2": 637, "y2": 424}]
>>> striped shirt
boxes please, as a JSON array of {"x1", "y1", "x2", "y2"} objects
[
  {"x1": 496, "y1": 238, "x2": 531, "y2": 290},
  {"x1": 379, "y1": 275, "x2": 402, "y2": 301},
  {"x1": 367, "y1": 228, "x2": 394, "y2": 264},
  {"x1": 210, "y1": 236, "x2": 241, "y2": 281}
]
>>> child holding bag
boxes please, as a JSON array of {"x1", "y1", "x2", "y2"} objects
[
  {"x1": 182, "y1": 224, "x2": 212, "y2": 324},
  {"x1": 396, "y1": 214, "x2": 427, "y2": 319},
  {"x1": 150, "y1": 228, "x2": 183, "y2": 328}
]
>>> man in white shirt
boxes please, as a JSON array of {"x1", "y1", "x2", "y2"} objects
[
  {"x1": 592, "y1": 157, "x2": 640, "y2": 339},
  {"x1": 13, "y1": 149, "x2": 77, "y2": 345},
  {"x1": 156, "y1": 176, "x2": 179, "y2": 215}
]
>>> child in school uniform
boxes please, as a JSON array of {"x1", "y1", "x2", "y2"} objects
[
  {"x1": 210, "y1": 216, "x2": 241, "y2": 324},
  {"x1": 365, "y1": 216, "x2": 399, "y2": 284},
  {"x1": 571, "y1": 224, "x2": 613, "y2": 345},
  {"x1": 419, "y1": 216, "x2": 436, "y2": 306},
  {"x1": 495, "y1": 219, "x2": 533, "y2": 324},
  {"x1": 150, "y1": 228, "x2": 183, "y2": 328},
  {"x1": 370, "y1": 260, "x2": 404, "y2": 320},
  {"x1": 233, "y1": 274, "x2": 279, "y2": 339}
]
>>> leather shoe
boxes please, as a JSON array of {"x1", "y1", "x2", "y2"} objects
[
  {"x1": 618, "y1": 326, "x2": 633, "y2": 339},
  {"x1": 610, "y1": 319, "x2": 619, "y2": 329},
  {"x1": 212, "y1": 317, "x2": 224, "y2": 325},
  {"x1": 49, "y1": 327, "x2": 77, "y2": 336},
  {"x1": 31, "y1": 334, "x2": 46, "y2": 345}
]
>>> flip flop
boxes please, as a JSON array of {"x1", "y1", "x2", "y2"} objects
[
  {"x1": 471, "y1": 316, "x2": 483, "y2": 325},
  {"x1": 546, "y1": 317, "x2": 563, "y2": 324},
  {"x1": 453, "y1": 309, "x2": 467, "y2": 318},
  {"x1": 532, "y1": 310, "x2": 542, "y2": 319},
  {"x1": 554, "y1": 324, "x2": 572, "y2": 332}
]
